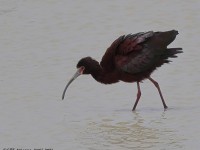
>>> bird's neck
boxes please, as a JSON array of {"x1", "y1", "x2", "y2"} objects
[{"x1": 89, "y1": 60, "x2": 119, "y2": 84}]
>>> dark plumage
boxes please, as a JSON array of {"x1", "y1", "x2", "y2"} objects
[{"x1": 62, "y1": 30, "x2": 182, "y2": 111}]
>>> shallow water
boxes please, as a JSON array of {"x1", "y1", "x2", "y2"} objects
[{"x1": 0, "y1": 0, "x2": 200, "y2": 149}]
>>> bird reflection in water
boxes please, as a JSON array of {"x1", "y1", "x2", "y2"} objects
[{"x1": 78, "y1": 111, "x2": 184, "y2": 149}]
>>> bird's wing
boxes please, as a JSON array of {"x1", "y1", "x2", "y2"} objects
[
  {"x1": 100, "y1": 31, "x2": 154, "y2": 72},
  {"x1": 100, "y1": 35, "x2": 124, "y2": 71},
  {"x1": 117, "y1": 47, "x2": 159, "y2": 74},
  {"x1": 116, "y1": 31, "x2": 154, "y2": 55}
]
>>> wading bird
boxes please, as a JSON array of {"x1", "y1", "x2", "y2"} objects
[{"x1": 62, "y1": 30, "x2": 182, "y2": 111}]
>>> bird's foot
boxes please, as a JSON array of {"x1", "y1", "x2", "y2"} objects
[{"x1": 132, "y1": 109, "x2": 136, "y2": 112}]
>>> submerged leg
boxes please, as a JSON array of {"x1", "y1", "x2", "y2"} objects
[
  {"x1": 148, "y1": 77, "x2": 168, "y2": 109},
  {"x1": 132, "y1": 82, "x2": 141, "y2": 111}
]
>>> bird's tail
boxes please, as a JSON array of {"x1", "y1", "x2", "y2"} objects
[
  {"x1": 158, "y1": 30, "x2": 179, "y2": 46},
  {"x1": 146, "y1": 30, "x2": 180, "y2": 49},
  {"x1": 162, "y1": 48, "x2": 183, "y2": 63}
]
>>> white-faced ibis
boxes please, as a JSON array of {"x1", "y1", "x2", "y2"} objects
[{"x1": 62, "y1": 30, "x2": 182, "y2": 111}]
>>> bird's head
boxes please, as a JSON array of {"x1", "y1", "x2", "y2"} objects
[
  {"x1": 76, "y1": 57, "x2": 95, "y2": 74},
  {"x1": 62, "y1": 57, "x2": 97, "y2": 100}
]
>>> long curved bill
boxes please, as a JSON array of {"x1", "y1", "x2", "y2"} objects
[{"x1": 62, "y1": 67, "x2": 84, "y2": 100}]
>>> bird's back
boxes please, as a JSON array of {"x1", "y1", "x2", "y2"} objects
[{"x1": 100, "y1": 30, "x2": 182, "y2": 81}]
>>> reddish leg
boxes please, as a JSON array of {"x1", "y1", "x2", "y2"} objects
[
  {"x1": 132, "y1": 82, "x2": 141, "y2": 111},
  {"x1": 148, "y1": 77, "x2": 168, "y2": 109}
]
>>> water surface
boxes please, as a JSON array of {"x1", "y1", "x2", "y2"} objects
[{"x1": 0, "y1": 0, "x2": 200, "y2": 149}]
